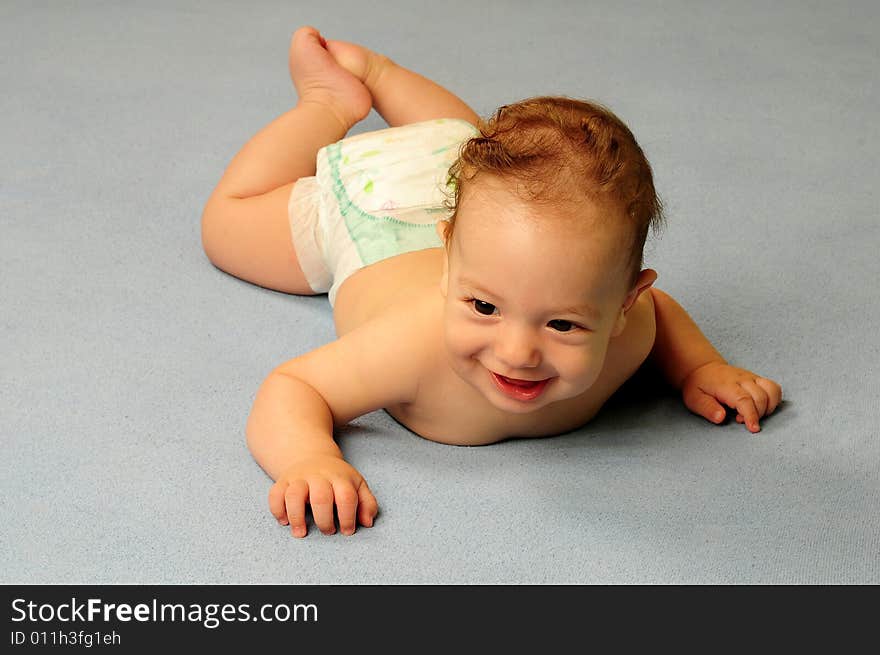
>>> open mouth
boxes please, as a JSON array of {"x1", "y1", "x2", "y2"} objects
[{"x1": 491, "y1": 372, "x2": 552, "y2": 401}]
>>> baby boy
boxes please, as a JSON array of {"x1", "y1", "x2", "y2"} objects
[{"x1": 201, "y1": 27, "x2": 783, "y2": 538}]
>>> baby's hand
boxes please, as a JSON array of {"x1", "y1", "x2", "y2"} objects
[
  {"x1": 269, "y1": 454, "x2": 378, "y2": 538},
  {"x1": 681, "y1": 361, "x2": 783, "y2": 433}
]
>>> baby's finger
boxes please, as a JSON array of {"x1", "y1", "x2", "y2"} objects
[
  {"x1": 681, "y1": 384, "x2": 726, "y2": 423},
  {"x1": 357, "y1": 481, "x2": 379, "y2": 528},
  {"x1": 733, "y1": 392, "x2": 761, "y2": 433},
  {"x1": 331, "y1": 480, "x2": 359, "y2": 536},
  {"x1": 284, "y1": 479, "x2": 310, "y2": 538},
  {"x1": 756, "y1": 377, "x2": 783, "y2": 414},
  {"x1": 307, "y1": 478, "x2": 336, "y2": 535},
  {"x1": 269, "y1": 481, "x2": 289, "y2": 525},
  {"x1": 738, "y1": 379, "x2": 769, "y2": 417}
]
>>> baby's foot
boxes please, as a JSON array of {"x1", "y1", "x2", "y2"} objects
[
  {"x1": 289, "y1": 26, "x2": 372, "y2": 130},
  {"x1": 323, "y1": 38, "x2": 391, "y2": 92}
]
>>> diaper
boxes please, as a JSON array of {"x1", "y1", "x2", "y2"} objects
[{"x1": 288, "y1": 118, "x2": 480, "y2": 307}]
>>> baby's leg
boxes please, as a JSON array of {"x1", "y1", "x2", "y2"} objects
[
  {"x1": 326, "y1": 39, "x2": 481, "y2": 128},
  {"x1": 201, "y1": 27, "x2": 372, "y2": 294}
]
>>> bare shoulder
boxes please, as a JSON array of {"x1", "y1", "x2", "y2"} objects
[{"x1": 272, "y1": 296, "x2": 435, "y2": 428}]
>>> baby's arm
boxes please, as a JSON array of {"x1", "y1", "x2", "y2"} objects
[
  {"x1": 246, "y1": 305, "x2": 424, "y2": 537},
  {"x1": 648, "y1": 288, "x2": 782, "y2": 432}
]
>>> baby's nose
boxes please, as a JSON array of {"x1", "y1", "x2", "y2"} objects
[{"x1": 495, "y1": 326, "x2": 541, "y2": 370}]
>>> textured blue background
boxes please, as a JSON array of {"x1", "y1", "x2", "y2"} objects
[{"x1": 2, "y1": 0, "x2": 877, "y2": 583}]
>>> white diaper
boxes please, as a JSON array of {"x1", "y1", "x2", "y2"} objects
[{"x1": 288, "y1": 118, "x2": 480, "y2": 307}]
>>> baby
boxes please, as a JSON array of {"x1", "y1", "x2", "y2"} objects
[{"x1": 201, "y1": 27, "x2": 783, "y2": 538}]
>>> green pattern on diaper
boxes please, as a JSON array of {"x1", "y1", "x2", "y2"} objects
[
  {"x1": 324, "y1": 119, "x2": 480, "y2": 268},
  {"x1": 326, "y1": 143, "x2": 440, "y2": 266}
]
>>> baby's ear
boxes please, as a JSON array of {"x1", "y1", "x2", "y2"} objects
[
  {"x1": 632, "y1": 268, "x2": 658, "y2": 301},
  {"x1": 611, "y1": 269, "x2": 658, "y2": 337},
  {"x1": 435, "y1": 219, "x2": 449, "y2": 243},
  {"x1": 623, "y1": 268, "x2": 657, "y2": 310}
]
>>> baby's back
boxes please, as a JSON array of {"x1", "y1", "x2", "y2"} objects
[
  {"x1": 330, "y1": 247, "x2": 658, "y2": 446},
  {"x1": 332, "y1": 247, "x2": 447, "y2": 336}
]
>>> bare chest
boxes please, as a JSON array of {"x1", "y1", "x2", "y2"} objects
[{"x1": 386, "y1": 342, "x2": 605, "y2": 446}]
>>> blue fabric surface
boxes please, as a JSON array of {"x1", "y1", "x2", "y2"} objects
[{"x1": 2, "y1": 0, "x2": 877, "y2": 583}]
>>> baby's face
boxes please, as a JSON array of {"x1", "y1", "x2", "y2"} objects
[{"x1": 438, "y1": 177, "x2": 632, "y2": 414}]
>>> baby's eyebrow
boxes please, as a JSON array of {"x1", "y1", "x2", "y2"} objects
[
  {"x1": 459, "y1": 278, "x2": 601, "y2": 321},
  {"x1": 557, "y1": 303, "x2": 601, "y2": 321}
]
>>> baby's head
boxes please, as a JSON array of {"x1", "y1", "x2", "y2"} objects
[{"x1": 436, "y1": 96, "x2": 665, "y2": 412}]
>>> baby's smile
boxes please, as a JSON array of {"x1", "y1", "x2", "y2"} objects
[{"x1": 490, "y1": 371, "x2": 554, "y2": 402}]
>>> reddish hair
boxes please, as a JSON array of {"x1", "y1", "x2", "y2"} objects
[{"x1": 441, "y1": 96, "x2": 665, "y2": 291}]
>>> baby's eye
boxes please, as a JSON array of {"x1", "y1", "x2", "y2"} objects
[
  {"x1": 471, "y1": 299, "x2": 497, "y2": 316},
  {"x1": 548, "y1": 319, "x2": 579, "y2": 333}
]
